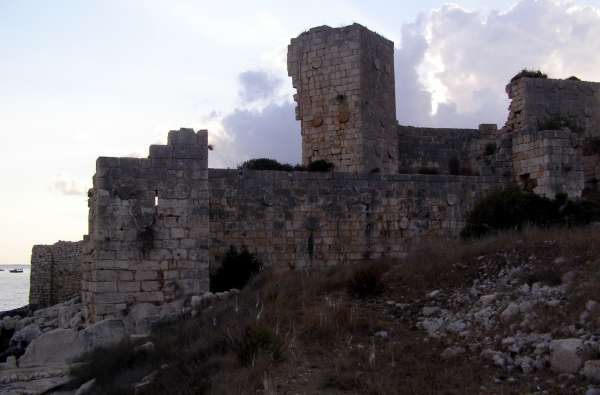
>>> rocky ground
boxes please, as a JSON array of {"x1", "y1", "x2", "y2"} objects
[
  {"x1": 1, "y1": 227, "x2": 600, "y2": 394},
  {"x1": 0, "y1": 288, "x2": 238, "y2": 394}
]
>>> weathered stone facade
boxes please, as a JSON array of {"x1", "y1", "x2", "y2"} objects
[
  {"x1": 27, "y1": 23, "x2": 600, "y2": 321},
  {"x1": 29, "y1": 241, "x2": 84, "y2": 308},
  {"x1": 81, "y1": 129, "x2": 209, "y2": 322},
  {"x1": 512, "y1": 129, "x2": 584, "y2": 197},
  {"x1": 209, "y1": 170, "x2": 499, "y2": 268},
  {"x1": 288, "y1": 24, "x2": 397, "y2": 174}
]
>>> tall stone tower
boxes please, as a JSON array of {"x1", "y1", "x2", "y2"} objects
[{"x1": 288, "y1": 24, "x2": 398, "y2": 173}]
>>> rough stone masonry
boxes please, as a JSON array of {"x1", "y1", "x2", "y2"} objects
[{"x1": 28, "y1": 23, "x2": 600, "y2": 323}]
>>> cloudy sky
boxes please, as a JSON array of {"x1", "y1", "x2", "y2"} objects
[{"x1": 2, "y1": 0, "x2": 600, "y2": 264}]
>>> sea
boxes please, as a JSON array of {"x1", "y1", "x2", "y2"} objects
[{"x1": 0, "y1": 265, "x2": 30, "y2": 312}]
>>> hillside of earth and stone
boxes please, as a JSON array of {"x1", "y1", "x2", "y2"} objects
[
  {"x1": 3, "y1": 228, "x2": 600, "y2": 394},
  {"x1": 1, "y1": 22, "x2": 600, "y2": 395}
]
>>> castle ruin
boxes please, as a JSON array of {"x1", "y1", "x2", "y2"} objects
[{"x1": 29, "y1": 24, "x2": 600, "y2": 323}]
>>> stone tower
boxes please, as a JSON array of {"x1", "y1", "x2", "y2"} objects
[
  {"x1": 81, "y1": 129, "x2": 209, "y2": 323},
  {"x1": 287, "y1": 24, "x2": 398, "y2": 173}
]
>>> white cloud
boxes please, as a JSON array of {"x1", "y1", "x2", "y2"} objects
[
  {"x1": 207, "y1": 68, "x2": 301, "y2": 168},
  {"x1": 395, "y1": 0, "x2": 600, "y2": 128},
  {"x1": 238, "y1": 70, "x2": 283, "y2": 104},
  {"x1": 211, "y1": 0, "x2": 600, "y2": 168},
  {"x1": 50, "y1": 176, "x2": 89, "y2": 197}
]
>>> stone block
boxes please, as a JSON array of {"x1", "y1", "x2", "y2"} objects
[
  {"x1": 119, "y1": 281, "x2": 141, "y2": 293},
  {"x1": 135, "y1": 271, "x2": 158, "y2": 281},
  {"x1": 141, "y1": 281, "x2": 161, "y2": 291}
]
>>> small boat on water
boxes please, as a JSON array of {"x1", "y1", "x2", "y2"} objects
[{"x1": 9, "y1": 268, "x2": 23, "y2": 273}]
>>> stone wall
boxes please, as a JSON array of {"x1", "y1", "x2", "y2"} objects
[
  {"x1": 506, "y1": 77, "x2": 600, "y2": 192},
  {"x1": 30, "y1": 241, "x2": 84, "y2": 308},
  {"x1": 512, "y1": 129, "x2": 584, "y2": 197},
  {"x1": 506, "y1": 77, "x2": 600, "y2": 138},
  {"x1": 209, "y1": 169, "x2": 501, "y2": 269},
  {"x1": 81, "y1": 129, "x2": 209, "y2": 323},
  {"x1": 398, "y1": 126, "x2": 481, "y2": 175},
  {"x1": 288, "y1": 24, "x2": 397, "y2": 173}
]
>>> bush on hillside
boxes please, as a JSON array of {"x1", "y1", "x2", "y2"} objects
[
  {"x1": 210, "y1": 247, "x2": 263, "y2": 292},
  {"x1": 346, "y1": 263, "x2": 386, "y2": 299},
  {"x1": 234, "y1": 325, "x2": 285, "y2": 366},
  {"x1": 461, "y1": 186, "x2": 600, "y2": 239}
]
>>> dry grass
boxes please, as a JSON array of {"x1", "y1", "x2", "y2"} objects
[{"x1": 389, "y1": 226, "x2": 600, "y2": 297}]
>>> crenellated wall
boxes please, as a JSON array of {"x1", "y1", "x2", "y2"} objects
[
  {"x1": 30, "y1": 240, "x2": 85, "y2": 308},
  {"x1": 209, "y1": 169, "x2": 501, "y2": 269}
]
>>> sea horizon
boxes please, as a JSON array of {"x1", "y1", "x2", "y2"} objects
[{"x1": 0, "y1": 265, "x2": 30, "y2": 312}]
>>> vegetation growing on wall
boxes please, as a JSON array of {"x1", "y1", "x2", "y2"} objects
[
  {"x1": 461, "y1": 186, "x2": 600, "y2": 238},
  {"x1": 238, "y1": 158, "x2": 298, "y2": 171},
  {"x1": 238, "y1": 158, "x2": 335, "y2": 172},
  {"x1": 510, "y1": 69, "x2": 548, "y2": 83}
]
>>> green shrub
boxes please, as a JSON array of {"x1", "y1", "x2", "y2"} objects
[
  {"x1": 461, "y1": 186, "x2": 600, "y2": 239},
  {"x1": 510, "y1": 69, "x2": 548, "y2": 83},
  {"x1": 307, "y1": 160, "x2": 335, "y2": 172},
  {"x1": 567, "y1": 76, "x2": 581, "y2": 81},
  {"x1": 347, "y1": 264, "x2": 385, "y2": 299},
  {"x1": 210, "y1": 247, "x2": 263, "y2": 292},
  {"x1": 238, "y1": 158, "x2": 295, "y2": 171},
  {"x1": 234, "y1": 325, "x2": 284, "y2": 366},
  {"x1": 237, "y1": 158, "x2": 334, "y2": 172}
]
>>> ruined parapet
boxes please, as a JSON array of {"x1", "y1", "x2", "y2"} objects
[
  {"x1": 288, "y1": 24, "x2": 398, "y2": 173},
  {"x1": 29, "y1": 240, "x2": 85, "y2": 307},
  {"x1": 504, "y1": 77, "x2": 600, "y2": 196},
  {"x1": 505, "y1": 77, "x2": 600, "y2": 136},
  {"x1": 82, "y1": 129, "x2": 209, "y2": 323}
]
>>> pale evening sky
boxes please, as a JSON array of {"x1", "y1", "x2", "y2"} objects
[{"x1": 2, "y1": 0, "x2": 600, "y2": 264}]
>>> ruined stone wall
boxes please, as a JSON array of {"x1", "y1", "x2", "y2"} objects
[
  {"x1": 506, "y1": 77, "x2": 600, "y2": 193},
  {"x1": 506, "y1": 78, "x2": 600, "y2": 137},
  {"x1": 30, "y1": 240, "x2": 84, "y2": 308},
  {"x1": 512, "y1": 129, "x2": 584, "y2": 197},
  {"x1": 209, "y1": 169, "x2": 500, "y2": 269},
  {"x1": 82, "y1": 129, "x2": 209, "y2": 323},
  {"x1": 288, "y1": 24, "x2": 397, "y2": 173}
]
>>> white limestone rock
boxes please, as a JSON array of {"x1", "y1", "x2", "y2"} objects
[
  {"x1": 75, "y1": 378, "x2": 97, "y2": 395},
  {"x1": 18, "y1": 319, "x2": 126, "y2": 368},
  {"x1": 9, "y1": 323, "x2": 41, "y2": 349},
  {"x1": 584, "y1": 360, "x2": 600, "y2": 383},
  {"x1": 18, "y1": 328, "x2": 81, "y2": 368},
  {"x1": 549, "y1": 339, "x2": 594, "y2": 373},
  {"x1": 500, "y1": 303, "x2": 520, "y2": 322}
]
